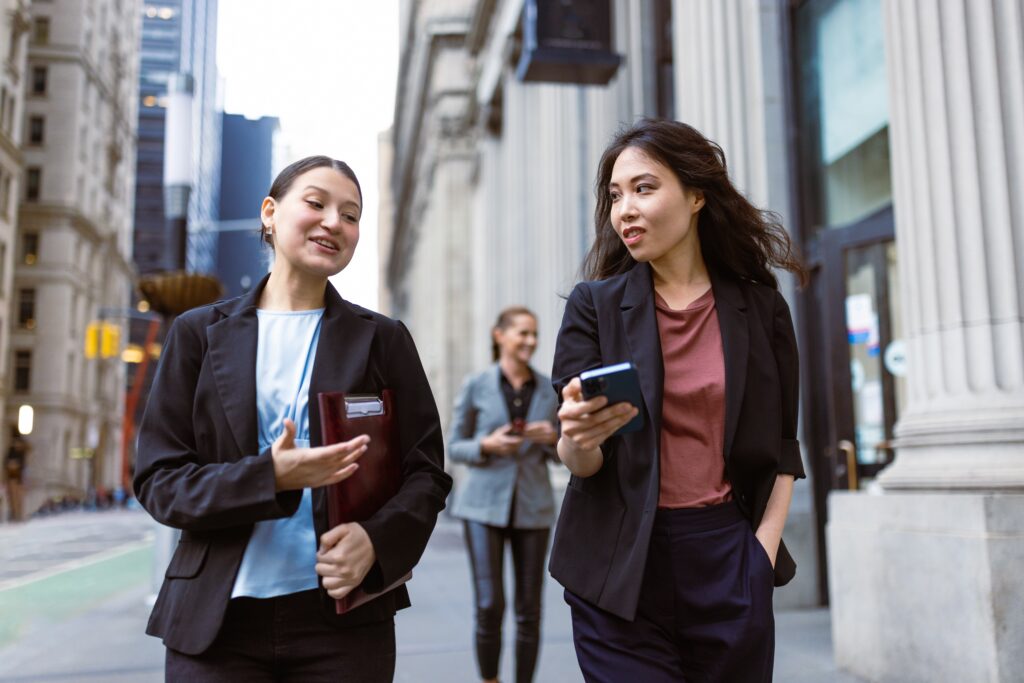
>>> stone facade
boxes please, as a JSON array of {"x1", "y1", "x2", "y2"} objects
[
  {"x1": 827, "y1": 1, "x2": 1024, "y2": 680},
  {"x1": 9, "y1": 0, "x2": 139, "y2": 511},
  {"x1": 0, "y1": 0, "x2": 31, "y2": 482},
  {"x1": 383, "y1": 0, "x2": 817, "y2": 609}
]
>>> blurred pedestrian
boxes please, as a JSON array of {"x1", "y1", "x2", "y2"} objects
[
  {"x1": 134, "y1": 155, "x2": 452, "y2": 682},
  {"x1": 550, "y1": 118, "x2": 808, "y2": 682},
  {"x1": 4, "y1": 433, "x2": 29, "y2": 522},
  {"x1": 449, "y1": 307, "x2": 559, "y2": 683}
]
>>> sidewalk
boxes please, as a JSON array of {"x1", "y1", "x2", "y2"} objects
[{"x1": 0, "y1": 510, "x2": 864, "y2": 682}]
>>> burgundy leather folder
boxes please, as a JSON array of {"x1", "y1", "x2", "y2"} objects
[{"x1": 317, "y1": 390, "x2": 409, "y2": 614}]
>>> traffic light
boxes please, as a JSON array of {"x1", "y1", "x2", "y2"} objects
[
  {"x1": 101, "y1": 323, "x2": 120, "y2": 359},
  {"x1": 84, "y1": 322, "x2": 100, "y2": 359},
  {"x1": 84, "y1": 321, "x2": 121, "y2": 359}
]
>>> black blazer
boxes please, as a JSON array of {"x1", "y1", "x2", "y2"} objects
[
  {"x1": 549, "y1": 262, "x2": 805, "y2": 621},
  {"x1": 134, "y1": 276, "x2": 452, "y2": 655}
]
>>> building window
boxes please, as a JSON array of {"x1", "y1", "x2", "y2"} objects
[
  {"x1": 28, "y1": 116, "x2": 44, "y2": 145},
  {"x1": 21, "y1": 233, "x2": 38, "y2": 265},
  {"x1": 32, "y1": 17, "x2": 50, "y2": 44},
  {"x1": 14, "y1": 350, "x2": 31, "y2": 392},
  {"x1": 144, "y1": 5, "x2": 177, "y2": 20},
  {"x1": 25, "y1": 167, "x2": 41, "y2": 201},
  {"x1": 31, "y1": 66, "x2": 47, "y2": 95},
  {"x1": 17, "y1": 289, "x2": 35, "y2": 329},
  {"x1": 0, "y1": 173, "x2": 10, "y2": 216},
  {"x1": 794, "y1": 0, "x2": 892, "y2": 231}
]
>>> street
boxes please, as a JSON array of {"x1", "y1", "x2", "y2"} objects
[{"x1": 0, "y1": 510, "x2": 862, "y2": 682}]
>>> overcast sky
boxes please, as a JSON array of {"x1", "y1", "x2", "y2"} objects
[{"x1": 216, "y1": 1, "x2": 399, "y2": 310}]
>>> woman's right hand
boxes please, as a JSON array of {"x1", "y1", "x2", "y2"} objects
[
  {"x1": 557, "y1": 378, "x2": 638, "y2": 476},
  {"x1": 271, "y1": 418, "x2": 368, "y2": 491},
  {"x1": 480, "y1": 424, "x2": 524, "y2": 456}
]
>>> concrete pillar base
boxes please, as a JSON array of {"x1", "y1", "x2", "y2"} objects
[{"x1": 827, "y1": 491, "x2": 1024, "y2": 682}]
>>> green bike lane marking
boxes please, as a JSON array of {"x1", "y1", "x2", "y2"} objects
[{"x1": 0, "y1": 542, "x2": 154, "y2": 649}]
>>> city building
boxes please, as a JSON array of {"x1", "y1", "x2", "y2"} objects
[
  {"x1": 124, "y1": 0, "x2": 220, "y2": 474},
  {"x1": 133, "y1": 0, "x2": 219, "y2": 276},
  {"x1": 0, "y1": 0, "x2": 31, "y2": 492},
  {"x1": 383, "y1": 0, "x2": 1024, "y2": 679},
  {"x1": 214, "y1": 112, "x2": 278, "y2": 298},
  {"x1": 11, "y1": 0, "x2": 140, "y2": 511}
]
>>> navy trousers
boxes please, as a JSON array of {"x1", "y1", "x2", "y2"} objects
[
  {"x1": 164, "y1": 589, "x2": 396, "y2": 682},
  {"x1": 566, "y1": 501, "x2": 775, "y2": 683}
]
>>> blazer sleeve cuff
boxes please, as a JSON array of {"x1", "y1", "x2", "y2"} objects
[
  {"x1": 450, "y1": 440, "x2": 487, "y2": 465},
  {"x1": 778, "y1": 438, "x2": 806, "y2": 479},
  {"x1": 258, "y1": 446, "x2": 303, "y2": 516}
]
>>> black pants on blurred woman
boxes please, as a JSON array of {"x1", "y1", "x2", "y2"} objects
[{"x1": 464, "y1": 521, "x2": 550, "y2": 683}]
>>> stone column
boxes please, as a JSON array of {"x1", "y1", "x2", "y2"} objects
[
  {"x1": 828, "y1": 2, "x2": 1024, "y2": 680},
  {"x1": 877, "y1": 0, "x2": 1024, "y2": 491}
]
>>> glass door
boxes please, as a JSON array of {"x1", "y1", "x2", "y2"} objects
[{"x1": 818, "y1": 211, "x2": 905, "y2": 490}]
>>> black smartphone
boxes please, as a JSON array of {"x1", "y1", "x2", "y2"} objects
[{"x1": 579, "y1": 362, "x2": 644, "y2": 435}]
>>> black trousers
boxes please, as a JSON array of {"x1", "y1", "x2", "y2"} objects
[
  {"x1": 463, "y1": 520, "x2": 550, "y2": 683},
  {"x1": 566, "y1": 501, "x2": 775, "y2": 683},
  {"x1": 164, "y1": 588, "x2": 396, "y2": 682}
]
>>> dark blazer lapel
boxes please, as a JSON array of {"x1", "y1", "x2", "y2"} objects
[
  {"x1": 712, "y1": 272, "x2": 748, "y2": 460},
  {"x1": 206, "y1": 283, "x2": 263, "y2": 459},
  {"x1": 620, "y1": 263, "x2": 664, "y2": 436},
  {"x1": 306, "y1": 283, "x2": 377, "y2": 450}
]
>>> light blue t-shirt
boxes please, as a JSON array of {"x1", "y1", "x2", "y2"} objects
[{"x1": 231, "y1": 308, "x2": 324, "y2": 599}]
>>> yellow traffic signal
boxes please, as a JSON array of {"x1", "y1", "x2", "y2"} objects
[
  {"x1": 84, "y1": 322, "x2": 100, "y2": 359},
  {"x1": 101, "y1": 322, "x2": 120, "y2": 359}
]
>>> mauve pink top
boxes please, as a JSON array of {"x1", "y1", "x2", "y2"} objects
[{"x1": 654, "y1": 288, "x2": 732, "y2": 508}]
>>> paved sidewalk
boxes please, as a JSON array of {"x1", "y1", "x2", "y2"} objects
[{"x1": 0, "y1": 510, "x2": 865, "y2": 682}]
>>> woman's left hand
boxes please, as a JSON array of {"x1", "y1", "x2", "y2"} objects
[
  {"x1": 315, "y1": 523, "x2": 377, "y2": 599},
  {"x1": 523, "y1": 421, "x2": 558, "y2": 445}
]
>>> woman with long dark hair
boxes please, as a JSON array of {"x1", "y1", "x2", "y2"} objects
[
  {"x1": 550, "y1": 118, "x2": 807, "y2": 682},
  {"x1": 449, "y1": 306, "x2": 559, "y2": 683},
  {"x1": 134, "y1": 156, "x2": 451, "y2": 681}
]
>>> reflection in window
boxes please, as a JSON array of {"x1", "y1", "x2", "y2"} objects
[
  {"x1": 22, "y1": 233, "x2": 39, "y2": 265},
  {"x1": 796, "y1": 0, "x2": 892, "y2": 230},
  {"x1": 18, "y1": 288, "x2": 36, "y2": 329}
]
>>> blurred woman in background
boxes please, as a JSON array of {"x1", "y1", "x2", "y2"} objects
[{"x1": 449, "y1": 307, "x2": 560, "y2": 683}]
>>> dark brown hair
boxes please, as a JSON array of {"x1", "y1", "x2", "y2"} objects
[
  {"x1": 583, "y1": 118, "x2": 806, "y2": 288},
  {"x1": 491, "y1": 306, "x2": 536, "y2": 361},
  {"x1": 259, "y1": 155, "x2": 362, "y2": 248}
]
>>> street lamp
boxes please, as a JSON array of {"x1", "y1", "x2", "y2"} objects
[
  {"x1": 164, "y1": 72, "x2": 194, "y2": 270},
  {"x1": 16, "y1": 405, "x2": 33, "y2": 435}
]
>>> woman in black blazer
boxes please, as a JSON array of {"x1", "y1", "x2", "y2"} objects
[
  {"x1": 134, "y1": 156, "x2": 452, "y2": 682},
  {"x1": 551, "y1": 119, "x2": 807, "y2": 682}
]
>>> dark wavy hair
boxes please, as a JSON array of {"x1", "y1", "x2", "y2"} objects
[
  {"x1": 259, "y1": 155, "x2": 362, "y2": 249},
  {"x1": 582, "y1": 118, "x2": 806, "y2": 288}
]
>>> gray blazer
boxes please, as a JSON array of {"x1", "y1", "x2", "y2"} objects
[{"x1": 448, "y1": 364, "x2": 559, "y2": 529}]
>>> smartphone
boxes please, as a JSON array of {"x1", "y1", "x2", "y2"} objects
[
  {"x1": 579, "y1": 362, "x2": 644, "y2": 435},
  {"x1": 509, "y1": 417, "x2": 527, "y2": 436}
]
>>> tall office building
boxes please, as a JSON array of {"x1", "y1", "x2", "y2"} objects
[
  {"x1": 133, "y1": 0, "x2": 219, "y2": 275},
  {"x1": 11, "y1": 0, "x2": 140, "y2": 511},
  {"x1": 216, "y1": 112, "x2": 278, "y2": 298},
  {"x1": 0, "y1": 1, "x2": 31, "y2": 478}
]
